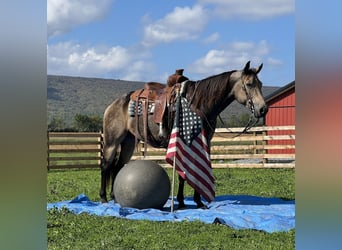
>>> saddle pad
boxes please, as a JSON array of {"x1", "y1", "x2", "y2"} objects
[{"x1": 128, "y1": 100, "x2": 154, "y2": 117}]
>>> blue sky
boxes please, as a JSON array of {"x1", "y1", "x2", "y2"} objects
[{"x1": 47, "y1": 0, "x2": 294, "y2": 86}]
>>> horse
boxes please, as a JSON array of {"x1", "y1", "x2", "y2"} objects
[{"x1": 100, "y1": 61, "x2": 268, "y2": 209}]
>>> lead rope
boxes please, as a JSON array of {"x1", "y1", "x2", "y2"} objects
[{"x1": 232, "y1": 116, "x2": 259, "y2": 138}]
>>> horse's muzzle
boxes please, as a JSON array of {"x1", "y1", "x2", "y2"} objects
[{"x1": 255, "y1": 105, "x2": 268, "y2": 118}]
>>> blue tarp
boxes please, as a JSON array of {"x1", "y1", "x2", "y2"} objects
[{"x1": 47, "y1": 194, "x2": 295, "y2": 233}]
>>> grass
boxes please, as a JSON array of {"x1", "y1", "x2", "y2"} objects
[{"x1": 47, "y1": 168, "x2": 295, "y2": 249}]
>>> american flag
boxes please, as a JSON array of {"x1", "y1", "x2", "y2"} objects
[{"x1": 165, "y1": 94, "x2": 215, "y2": 202}]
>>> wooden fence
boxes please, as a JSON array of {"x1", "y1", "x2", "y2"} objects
[
  {"x1": 47, "y1": 126, "x2": 295, "y2": 170},
  {"x1": 47, "y1": 132, "x2": 103, "y2": 170}
]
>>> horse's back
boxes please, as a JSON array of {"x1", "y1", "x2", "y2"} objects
[{"x1": 105, "y1": 92, "x2": 132, "y2": 114}]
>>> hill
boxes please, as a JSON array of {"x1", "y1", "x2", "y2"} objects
[{"x1": 47, "y1": 75, "x2": 279, "y2": 128}]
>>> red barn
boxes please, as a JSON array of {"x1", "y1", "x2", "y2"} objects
[{"x1": 265, "y1": 81, "x2": 295, "y2": 154}]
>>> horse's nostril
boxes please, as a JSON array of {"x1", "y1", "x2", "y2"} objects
[{"x1": 260, "y1": 106, "x2": 268, "y2": 116}]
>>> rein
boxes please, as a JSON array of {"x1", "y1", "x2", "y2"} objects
[
  {"x1": 233, "y1": 116, "x2": 259, "y2": 137},
  {"x1": 242, "y1": 82, "x2": 256, "y2": 115},
  {"x1": 232, "y1": 82, "x2": 259, "y2": 137}
]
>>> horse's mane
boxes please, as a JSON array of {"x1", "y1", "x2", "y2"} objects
[{"x1": 189, "y1": 70, "x2": 237, "y2": 111}]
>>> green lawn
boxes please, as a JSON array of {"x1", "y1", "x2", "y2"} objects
[{"x1": 47, "y1": 168, "x2": 295, "y2": 249}]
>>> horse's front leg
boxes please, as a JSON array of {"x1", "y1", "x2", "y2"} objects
[
  {"x1": 177, "y1": 175, "x2": 186, "y2": 209},
  {"x1": 193, "y1": 190, "x2": 206, "y2": 209},
  {"x1": 109, "y1": 132, "x2": 136, "y2": 201}
]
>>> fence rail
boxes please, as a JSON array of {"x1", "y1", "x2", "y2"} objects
[
  {"x1": 47, "y1": 132, "x2": 103, "y2": 170},
  {"x1": 47, "y1": 126, "x2": 295, "y2": 170}
]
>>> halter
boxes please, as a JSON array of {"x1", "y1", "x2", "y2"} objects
[
  {"x1": 242, "y1": 80, "x2": 256, "y2": 115},
  {"x1": 235, "y1": 81, "x2": 260, "y2": 136}
]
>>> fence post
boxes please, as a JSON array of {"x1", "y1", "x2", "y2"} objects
[
  {"x1": 47, "y1": 131, "x2": 50, "y2": 171},
  {"x1": 253, "y1": 131, "x2": 257, "y2": 155},
  {"x1": 98, "y1": 132, "x2": 103, "y2": 168},
  {"x1": 262, "y1": 129, "x2": 268, "y2": 165}
]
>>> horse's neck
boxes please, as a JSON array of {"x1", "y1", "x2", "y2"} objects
[{"x1": 187, "y1": 79, "x2": 235, "y2": 122}]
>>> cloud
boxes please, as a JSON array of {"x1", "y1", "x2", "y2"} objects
[
  {"x1": 121, "y1": 61, "x2": 157, "y2": 82},
  {"x1": 189, "y1": 40, "x2": 271, "y2": 76},
  {"x1": 47, "y1": 41, "x2": 160, "y2": 81},
  {"x1": 142, "y1": 5, "x2": 208, "y2": 47},
  {"x1": 198, "y1": 0, "x2": 294, "y2": 20},
  {"x1": 47, "y1": 0, "x2": 113, "y2": 38},
  {"x1": 203, "y1": 32, "x2": 220, "y2": 43},
  {"x1": 48, "y1": 42, "x2": 135, "y2": 77},
  {"x1": 267, "y1": 57, "x2": 283, "y2": 66}
]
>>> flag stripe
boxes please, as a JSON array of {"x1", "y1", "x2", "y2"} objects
[
  {"x1": 167, "y1": 151, "x2": 214, "y2": 202},
  {"x1": 176, "y1": 136, "x2": 214, "y2": 185},
  {"x1": 166, "y1": 130, "x2": 214, "y2": 183},
  {"x1": 175, "y1": 159, "x2": 214, "y2": 201},
  {"x1": 174, "y1": 153, "x2": 215, "y2": 201},
  {"x1": 190, "y1": 135, "x2": 214, "y2": 181},
  {"x1": 173, "y1": 141, "x2": 213, "y2": 191},
  {"x1": 167, "y1": 134, "x2": 210, "y2": 179}
]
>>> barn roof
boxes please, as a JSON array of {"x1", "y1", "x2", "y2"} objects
[{"x1": 265, "y1": 81, "x2": 295, "y2": 103}]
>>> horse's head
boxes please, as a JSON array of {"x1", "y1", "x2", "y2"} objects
[{"x1": 232, "y1": 61, "x2": 268, "y2": 118}]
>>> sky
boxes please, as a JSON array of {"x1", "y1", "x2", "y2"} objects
[{"x1": 47, "y1": 0, "x2": 294, "y2": 87}]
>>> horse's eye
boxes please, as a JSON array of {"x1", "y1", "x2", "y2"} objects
[{"x1": 246, "y1": 82, "x2": 255, "y2": 88}]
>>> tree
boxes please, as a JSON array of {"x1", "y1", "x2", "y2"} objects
[
  {"x1": 73, "y1": 114, "x2": 103, "y2": 132},
  {"x1": 220, "y1": 113, "x2": 263, "y2": 128},
  {"x1": 239, "y1": 113, "x2": 251, "y2": 127},
  {"x1": 48, "y1": 116, "x2": 66, "y2": 131}
]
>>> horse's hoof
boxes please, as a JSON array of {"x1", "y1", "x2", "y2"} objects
[
  {"x1": 197, "y1": 203, "x2": 207, "y2": 209},
  {"x1": 101, "y1": 198, "x2": 108, "y2": 203},
  {"x1": 177, "y1": 203, "x2": 186, "y2": 210}
]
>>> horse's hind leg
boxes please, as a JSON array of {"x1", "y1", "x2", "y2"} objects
[
  {"x1": 194, "y1": 190, "x2": 206, "y2": 209},
  {"x1": 176, "y1": 176, "x2": 206, "y2": 209},
  {"x1": 177, "y1": 175, "x2": 186, "y2": 209},
  {"x1": 100, "y1": 142, "x2": 120, "y2": 203},
  {"x1": 110, "y1": 132, "x2": 136, "y2": 201}
]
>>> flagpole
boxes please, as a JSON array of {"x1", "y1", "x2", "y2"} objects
[
  {"x1": 171, "y1": 150, "x2": 176, "y2": 213},
  {"x1": 171, "y1": 88, "x2": 180, "y2": 213}
]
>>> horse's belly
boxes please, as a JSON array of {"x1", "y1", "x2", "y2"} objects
[{"x1": 128, "y1": 116, "x2": 169, "y2": 148}]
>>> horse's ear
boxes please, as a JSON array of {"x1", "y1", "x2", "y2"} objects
[
  {"x1": 256, "y1": 63, "x2": 263, "y2": 74},
  {"x1": 243, "y1": 61, "x2": 251, "y2": 73}
]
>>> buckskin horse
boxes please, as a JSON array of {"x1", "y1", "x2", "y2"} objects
[{"x1": 100, "y1": 61, "x2": 268, "y2": 209}]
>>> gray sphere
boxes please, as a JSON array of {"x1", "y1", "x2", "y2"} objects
[{"x1": 113, "y1": 160, "x2": 170, "y2": 209}]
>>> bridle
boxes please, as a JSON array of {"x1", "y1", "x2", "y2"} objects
[
  {"x1": 235, "y1": 78, "x2": 261, "y2": 136},
  {"x1": 242, "y1": 81, "x2": 256, "y2": 115}
]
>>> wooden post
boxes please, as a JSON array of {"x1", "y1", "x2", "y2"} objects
[
  {"x1": 253, "y1": 132, "x2": 257, "y2": 155},
  {"x1": 262, "y1": 130, "x2": 268, "y2": 165},
  {"x1": 98, "y1": 132, "x2": 103, "y2": 168},
  {"x1": 47, "y1": 131, "x2": 50, "y2": 171}
]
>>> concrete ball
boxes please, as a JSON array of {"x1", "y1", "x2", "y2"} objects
[{"x1": 113, "y1": 160, "x2": 170, "y2": 209}]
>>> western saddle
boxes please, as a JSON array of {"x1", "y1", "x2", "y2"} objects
[{"x1": 130, "y1": 69, "x2": 188, "y2": 146}]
